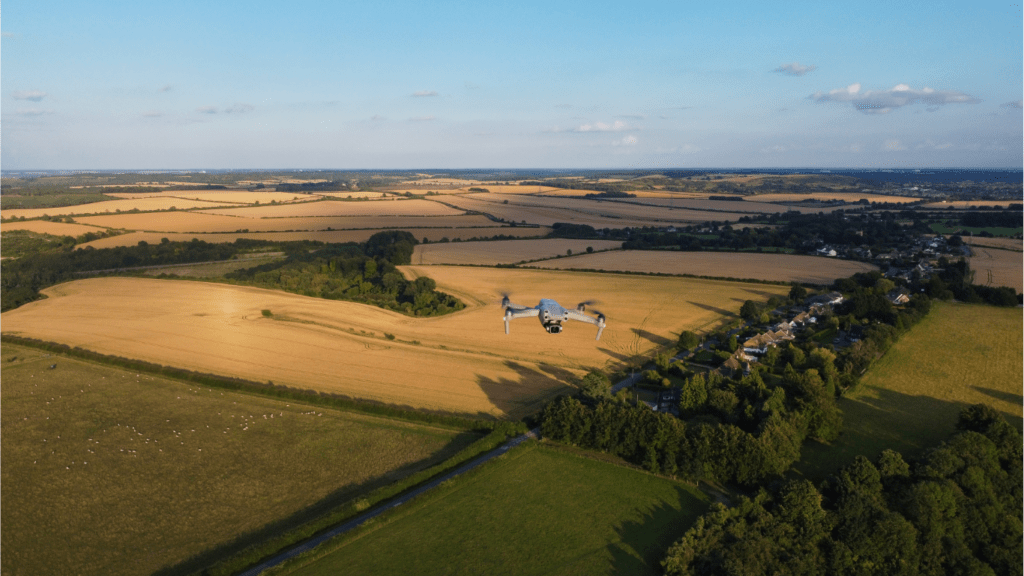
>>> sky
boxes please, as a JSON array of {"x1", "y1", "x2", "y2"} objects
[{"x1": 3, "y1": 0, "x2": 1022, "y2": 169}]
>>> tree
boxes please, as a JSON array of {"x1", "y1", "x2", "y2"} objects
[
  {"x1": 677, "y1": 330, "x2": 700, "y2": 351},
  {"x1": 789, "y1": 284, "x2": 808, "y2": 302},
  {"x1": 577, "y1": 370, "x2": 611, "y2": 400},
  {"x1": 740, "y1": 300, "x2": 762, "y2": 321}
]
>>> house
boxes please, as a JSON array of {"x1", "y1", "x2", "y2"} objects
[
  {"x1": 816, "y1": 247, "x2": 837, "y2": 257},
  {"x1": 719, "y1": 355, "x2": 750, "y2": 379},
  {"x1": 887, "y1": 290, "x2": 911, "y2": 305},
  {"x1": 808, "y1": 292, "x2": 843, "y2": 306}
]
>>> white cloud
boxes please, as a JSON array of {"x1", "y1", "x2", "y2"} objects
[
  {"x1": 224, "y1": 103, "x2": 254, "y2": 113},
  {"x1": 613, "y1": 135, "x2": 638, "y2": 146},
  {"x1": 15, "y1": 108, "x2": 53, "y2": 116},
  {"x1": 159, "y1": 85, "x2": 173, "y2": 93},
  {"x1": 13, "y1": 90, "x2": 47, "y2": 101},
  {"x1": 1002, "y1": 100, "x2": 1023, "y2": 109},
  {"x1": 411, "y1": 90, "x2": 437, "y2": 97},
  {"x1": 761, "y1": 145, "x2": 786, "y2": 153},
  {"x1": 617, "y1": 114, "x2": 646, "y2": 120},
  {"x1": 811, "y1": 83, "x2": 979, "y2": 114},
  {"x1": 773, "y1": 62, "x2": 817, "y2": 76},
  {"x1": 371, "y1": 115, "x2": 386, "y2": 121},
  {"x1": 883, "y1": 139, "x2": 907, "y2": 151},
  {"x1": 574, "y1": 120, "x2": 628, "y2": 132},
  {"x1": 196, "y1": 106, "x2": 219, "y2": 114},
  {"x1": 141, "y1": 110, "x2": 164, "y2": 118}
]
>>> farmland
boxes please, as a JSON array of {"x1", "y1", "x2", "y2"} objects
[
  {"x1": 1, "y1": 219, "x2": 110, "y2": 237},
  {"x1": 196, "y1": 198, "x2": 466, "y2": 218},
  {"x1": 532, "y1": 250, "x2": 879, "y2": 284},
  {"x1": 1, "y1": 269, "x2": 789, "y2": 417},
  {"x1": 750, "y1": 192, "x2": 920, "y2": 204},
  {"x1": 278, "y1": 443, "x2": 710, "y2": 576},
  {"x1": 796, "y1": 301, "x2": 1023, "y2": 480},
  {"x1": 74, "y1": 226, "x2": 549, "y2": 250},
  {"x1": 968, "y1": 245, "x2": 1024, "y2": 292},
  {"x1": 0, "y1": 343, "x2": 478, "y2": 576},
  {"x1": 412, "y1": 238, "x2": 622, "y2": 265},
  {"x1": 1, "y1": 196, "x2": 248, "y2": 219},
  {"x1": 104, "y1": 190, "x2": 324, "y2": 203},
  {"x1": 74, "y1": 212, "x2": 499, "y2": 233}
]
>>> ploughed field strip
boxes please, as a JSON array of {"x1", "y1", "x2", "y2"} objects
[
  {"x1": 411, "y1": 238, "x2": 622, "y2": 265},
  {"x1": 0, "y1": 343, "x2": 475, "y2": 576}
]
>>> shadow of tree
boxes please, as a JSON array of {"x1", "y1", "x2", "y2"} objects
[
  {"x1": 632, "y1": 328, "x2": 673, "y2": 348},
  {"x1": 971, "y1": 385, "x2": 1024, "y2": 416},
  {"x1": 607, "y1": 487, "x2": 711, "y2": 576},
  {"x1": 474, "y1": 361, "x2": 575, "y2": 419},
  {"x1": 795, "y1": 385, "x2": 1022, "y2": 483},
  {"x1": 687, "y1": 300, "x2": 735, "y2": 318},
  {"x1": 151, "y1": 429, "x2": 483, "y2": 576},
  {"x1": 598, "y1": 347, "x2": 634, "y2": 364}
]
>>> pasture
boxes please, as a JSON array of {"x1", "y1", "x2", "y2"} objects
[
  {"x1": 968, "y1": 246, "x2": 1024, "y2": 292},
  {"x1": 75, "y1": 227, "x2": 549, "y2": 250},
  {"x1": 1, "y1": 269, "x2": 788, "y2": 417},
  {"x1": 412, "y1": 238, "x2": 621, "y2": 265},
  {"x1": 196, "y1": 199, "x2": 465, "y2": 218},
  {"x1": 796, "y1": 302, "x2": 1023, "y2": 480},
  {"x1": 531, "y1": 250, "x2": 878, "y2": 285},
  {"x1": 278, "y1": 443, "x2": 710, "y2": 576},
  {"x1": 963, "y1": 236, "x2": 1023, "y2": 251},
  {"x1": 0, "y1": 343, "x2": 477, "y2": 576},
  {"x1": 920, "y1": 200, "x2": 1021, "y2": 209}
]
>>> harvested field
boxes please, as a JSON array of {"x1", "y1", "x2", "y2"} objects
[
  {"x1": 1, "y1": 197, "x2": 243, "y2": 219},
  {"x1": 0, "y1": 343, "x2": 475, "y2": 576},
  {"x1": 75, "y1": 212, "x2": 498, "y2": 233},
  {"x1": 796, "y1": 302, "x2": 1022, "y2": 480},
  {"x1": 920, "y1": 200, "x2": 1021, "y2": 209},
  {"x1": 963, "y1": 236, "x2": 1023, "y2": 251},
  {"x1": 312, "y1": 191, "x2": 385, "y2": 200},
  {"x1": 968, "y1": 246, "x2": 1023, "y2": 292},
  {"x1": 412, "y1": 239, "x2": 622, "y2": 265},
  {"x1": 75, "y1": 227, "x2": 550, "y2": 250},
  {"x1": 104, "y1": 190, "x2": 319, "y2": 204},
  {"x1": 196, "y1": 198, "x2": 465, "y2": 218},
  {"x1": 531, "y1": 251, "x2": 878, "y2": 284},
  {"x1": 0, "y1": 220, "x2": 108, "y2": 236},
  {"x1": 439, "y1": 194, "x2": 748, "y2": 227},
  {"x1": 750, "y1": 192, "x2": 920, "y2": 204},
  {"x1": 460, "y1": 184, "x2": 561, "y2": 195},
  {"x1": 604, "y1": 197, "x2": 842, "y2": 214},
  {"x1": 1, "y1": 270, "x2": 788, "y2": 417}
]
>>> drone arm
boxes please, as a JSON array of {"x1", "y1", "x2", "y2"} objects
[
  {"x1": 566, "y1": 309, "x2": 607, "y2": 340},
  {"x1": 504, "y1": 307, "x2": 540, "y2": 334}
]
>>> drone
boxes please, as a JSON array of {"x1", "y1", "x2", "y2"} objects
[{"x1": 502, "y1": 295, "x2": 606, "y2": 340}]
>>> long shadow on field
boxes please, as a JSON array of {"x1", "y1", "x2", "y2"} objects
[
  {"x1": 794, "y1": 386, "x2": 1023, "y2": 483},
  {"x1": 151, "y1": 429, "x2": 482, "y2": 576},
  {"x1": 598, "y1": 347, "x2": 634, "y2": 364},
  {"x1": 474, "y1": 361, "x2": 574, "y2": 418},
  {"x1": 632, "y1": 328, "x2": 673, "y2": 348},
  {"x1": 686, "y1": 301, "x2": 735, "y2": 318},
  {"x1": 608, "y1": 488, "x2": 711, "y2": 576},
  {"x1": 972, "y1": 385, "x2": 1024, "y2": 412}
]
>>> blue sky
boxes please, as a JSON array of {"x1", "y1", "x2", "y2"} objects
[{"x1": 3, "y1": 0, "x2": 1021, "y2": 169}]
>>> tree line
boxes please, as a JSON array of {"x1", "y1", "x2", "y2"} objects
[{"x1": 662, "y1": 404, "x2": 1022, "y2": 576}]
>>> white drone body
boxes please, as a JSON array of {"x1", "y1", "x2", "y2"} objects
[{"x1": 502, "y1": 297, "x2": 606, "y2": 340}]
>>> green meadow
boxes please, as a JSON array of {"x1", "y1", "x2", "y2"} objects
[
  {"x1": 796, "y1": 301, "x2": 1022, "y2": 480},
  {"x1": 279, "y1": 443, "x2": 711, "y2": 576},
  {"x1": 0, "y1": 344, "x2": 479, "y2": 576}
]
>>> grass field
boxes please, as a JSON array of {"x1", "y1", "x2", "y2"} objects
[
  {"x1": 279, "y1": 443, "x2": 710, "y2": 576},
  {"x1": 795, "y1": 301, "x2": 1023, "y2": 481},
  {"x1": 73, "y1": 227, "x2": 549, "y2": 250},
  {"x1": 920, "y1": 200, "x2": 1021, "y2": 209},
  {"x1": 412, "y1": 239, "x2": 622, "y2": 265},
  {"x1": 0, "y1": 343, "x2": 478, "y2": 576},
  {"x1": 968, "y1": 246, "x2": 1024, "y2": 292},
  {"x1": 1, "y1": 269, "x2": 787, "y2": 417},
  {"x1": 930, "y1": 222, "x2": 1023, "y2": 237},
  {"x1": 74, "y1": 212, "x2": 500, "y2": 233},
  {"x1": 196, "y1": 198, "x2": 465, "y2": 218},
  {"x1": 531, "y1": 250, "x2": 878, "y2": 284},
  {"x1": 964, "y1": 236, "x2": 1023, "y2": 251}
]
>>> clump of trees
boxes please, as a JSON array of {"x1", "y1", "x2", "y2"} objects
[{"x1": 662, "y1": 404, "x2": 1022, "y2": 576}]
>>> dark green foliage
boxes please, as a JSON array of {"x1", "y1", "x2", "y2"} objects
[
  {"x1": 663, "y1": 406, "x2": 1022, "y2": 576},
  {"x1": 576, "y1": 370, "x2": 611, "y2": 400},
  {"x1": 677, "y1": 330, "x2": 700, "y2": 352},
  {"x1": 548, "y1": 222, "x2": 598, "y2": 238}
]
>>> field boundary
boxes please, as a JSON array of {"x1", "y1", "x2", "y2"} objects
[{"x1": 515, "y1": 263, "x2": 815, "y2": 287}]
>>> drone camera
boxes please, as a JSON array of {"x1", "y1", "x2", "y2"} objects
[{"x1": 546, "y1": 324, "x2": 563, "y2": 334}]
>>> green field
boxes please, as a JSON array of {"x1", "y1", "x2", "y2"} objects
[
  {"x1": 278, "y1": 443, "x2": 710, "y2": 576},
  {"x1": 930, "y1": 222, "x2": 1023, "y2": 237},
  {"x1": 0, "y1": 344, "x2": 479, "y2": 576},
  {"x1": 796, "y1": 301, "x2": 1023, "y2": 480}
]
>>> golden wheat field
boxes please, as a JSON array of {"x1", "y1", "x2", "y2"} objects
[
  {"x1": 75, "y1": 227, "x2": 551, "y2": 250},
  {"x1": 196, "y1": 198, "x2": 465, "y2": 219},
  {"x1": 461, "y1": 185, "x2": 562, "y2": 195},
  {"x1": 532, "y1": 250, "x2": 879, "y2": 284},
  {"x1": 74, "y1": 212, "x2": 499, "y2": 233},
  {"x1": 0, "y1": 220, "x2": 108, "y2": 236},
  {"x1": 411, "y1": 239, "x2": 622, "y2": 265},
  {"x1": 963, "y1": 236, "x2": 1023, "y2": 251},
  {"x1": 968, "y1": 246, "x2": 1023, "y2": 292},
  {"x1": 920, "y1": 200, "x2": 1021, "y2": 209},
  {"x1": 1, "y1": 271, "x2": 787, "y2": 418},
  {"x1": 750, "y1": 192, "x2": 920, "y2": 204},
  {"x1": 607, "y1": 197, "x2": 840, "y2": 214},
  {"x1": 1, "y1": 198, "x2": 245, "y2": 220},
  {"x1": 104, "y1": 190, "x2": 319, "y2": 204},
  {"x1": 311, "y1": 191, "x2": 386, "y2": 199}
]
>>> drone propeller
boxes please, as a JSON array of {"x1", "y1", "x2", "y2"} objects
[
  {"x1": 576, "y1": 299, "x2": 601, "y2": 312},
  {"x1": 591, "y1": 309, "x2": 607, "y2": 340}
]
